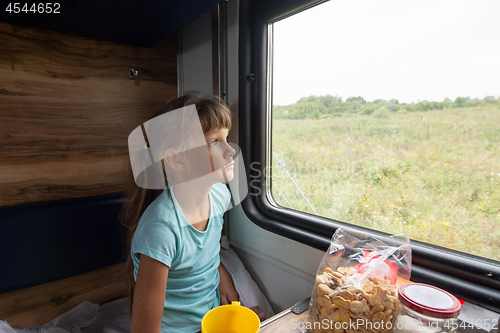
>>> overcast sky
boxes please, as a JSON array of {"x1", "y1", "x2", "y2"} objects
[{"x1": 272, "y1": 0, "x2": 500, "y2": 105}]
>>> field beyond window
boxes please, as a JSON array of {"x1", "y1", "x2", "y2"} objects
[
  {"x1": 272, "y1": 102, "x2": 500, "y2": 261},
  {"x1": 271, "y1": 0, "x2": 500, "y2": 262}
]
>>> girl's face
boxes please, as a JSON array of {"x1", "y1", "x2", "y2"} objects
[
  {"x1": 204, "y1": 127, "x2": 235, "y2": 183},
  {"x1": 166, "y1": 127, "x2": 235, "y2": 185}
]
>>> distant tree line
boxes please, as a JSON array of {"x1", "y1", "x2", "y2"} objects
[{"x1": 273, "y1": 95, "x2": 500, "y2": 119}]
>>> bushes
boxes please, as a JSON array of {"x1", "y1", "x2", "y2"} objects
[{"x1": 274, "y1": 95, "x2": 499, "y2": 119}]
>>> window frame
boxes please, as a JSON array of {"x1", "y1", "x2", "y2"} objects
[{"x1": 238, "y1": 0, "x2": 500, "y2": 312}]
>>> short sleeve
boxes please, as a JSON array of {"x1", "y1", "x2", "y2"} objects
[
  {"x1": 211, "y1": 183, "x2": 232, "y2": 216},
  {"x1": 133, "y1": 220, "x2": 178, "y2": 268}
]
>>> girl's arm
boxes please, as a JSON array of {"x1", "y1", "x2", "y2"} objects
[
  {"x1": 218, "y1": 263, "x2": 266, "y2": 321},
  {"x1": 218, "y1": 263, "x2": 239, "y2": 305},
  {"x1": 131, "y1": 254, "x2": 169, "y2": 333}
]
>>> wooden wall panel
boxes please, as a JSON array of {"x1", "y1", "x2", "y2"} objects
[{"x1": 0, "y1": 22, "x2": 177, "y2": 206}]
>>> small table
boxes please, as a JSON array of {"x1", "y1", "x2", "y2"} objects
[{"x1": 260, "y1": 300, "x2": 310, "y2": 333}]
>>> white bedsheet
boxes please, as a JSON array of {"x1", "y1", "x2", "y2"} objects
[
  {"x1": 1, "y1": 298, "x2": 130, "y2": 333},
  {"x1": 219, "y1": 246, "x2": 275, "y2": 319}
]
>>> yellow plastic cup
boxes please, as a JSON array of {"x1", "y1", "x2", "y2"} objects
[{"x1": 201, "y1": 301, "x2": 260, "y2": 333}]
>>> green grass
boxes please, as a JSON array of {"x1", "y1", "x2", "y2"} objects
[{"x1": 271, "y1": 106, "x2": 500, "y2": 262}]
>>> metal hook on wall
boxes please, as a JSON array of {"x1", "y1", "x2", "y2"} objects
[{"x1": 129, "y1": 68, "x2": 138, "y2": 79}]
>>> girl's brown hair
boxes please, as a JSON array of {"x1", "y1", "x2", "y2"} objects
[{"x1": 120, "y1": 92, "x2": 232, "y2": 314}]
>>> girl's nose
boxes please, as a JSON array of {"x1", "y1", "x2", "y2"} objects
[{"x1": 224, "y1": 142, "x2": 236, "y2": 159}]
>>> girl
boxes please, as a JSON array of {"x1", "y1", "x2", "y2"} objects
[{"x1": 122, "y1": 93, "x2": 241, "y2": 333}]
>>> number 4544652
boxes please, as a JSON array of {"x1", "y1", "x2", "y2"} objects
[
  {"x1": 444, "y1": 319, "x2": 499, "y2": 331},
  {"x1": 5, "y1": 3, "x2": 61, "y2": 14}
]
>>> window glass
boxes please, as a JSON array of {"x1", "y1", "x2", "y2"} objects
[{"x1": 271, "y1": 0, "x2": 500, "y2": 261}]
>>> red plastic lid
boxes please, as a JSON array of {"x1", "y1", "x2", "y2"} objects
[{"x1": 398, "y1": 283, "x2": 461, "y2": 318}]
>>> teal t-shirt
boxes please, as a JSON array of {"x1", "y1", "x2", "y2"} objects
[{"x1": 131, "y1": 182, "x2": 231, "y2": 333}]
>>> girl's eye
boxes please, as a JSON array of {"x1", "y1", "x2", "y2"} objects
[{"x1": 208, "y1": 136, "x2": 229, "y2": 146}]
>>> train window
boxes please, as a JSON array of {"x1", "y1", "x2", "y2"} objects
[{"x1": 270, "y1": 0, "x2": 500, "y2": 262}]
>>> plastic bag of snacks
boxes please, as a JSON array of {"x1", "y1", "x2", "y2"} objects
[{"x1": 309, "y1": 228, "x2": 411, "y2": 333}]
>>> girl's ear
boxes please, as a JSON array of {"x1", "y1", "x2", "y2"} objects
[{"x1": 164, "y1": 148, "x2": 186, "y2": 171}]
